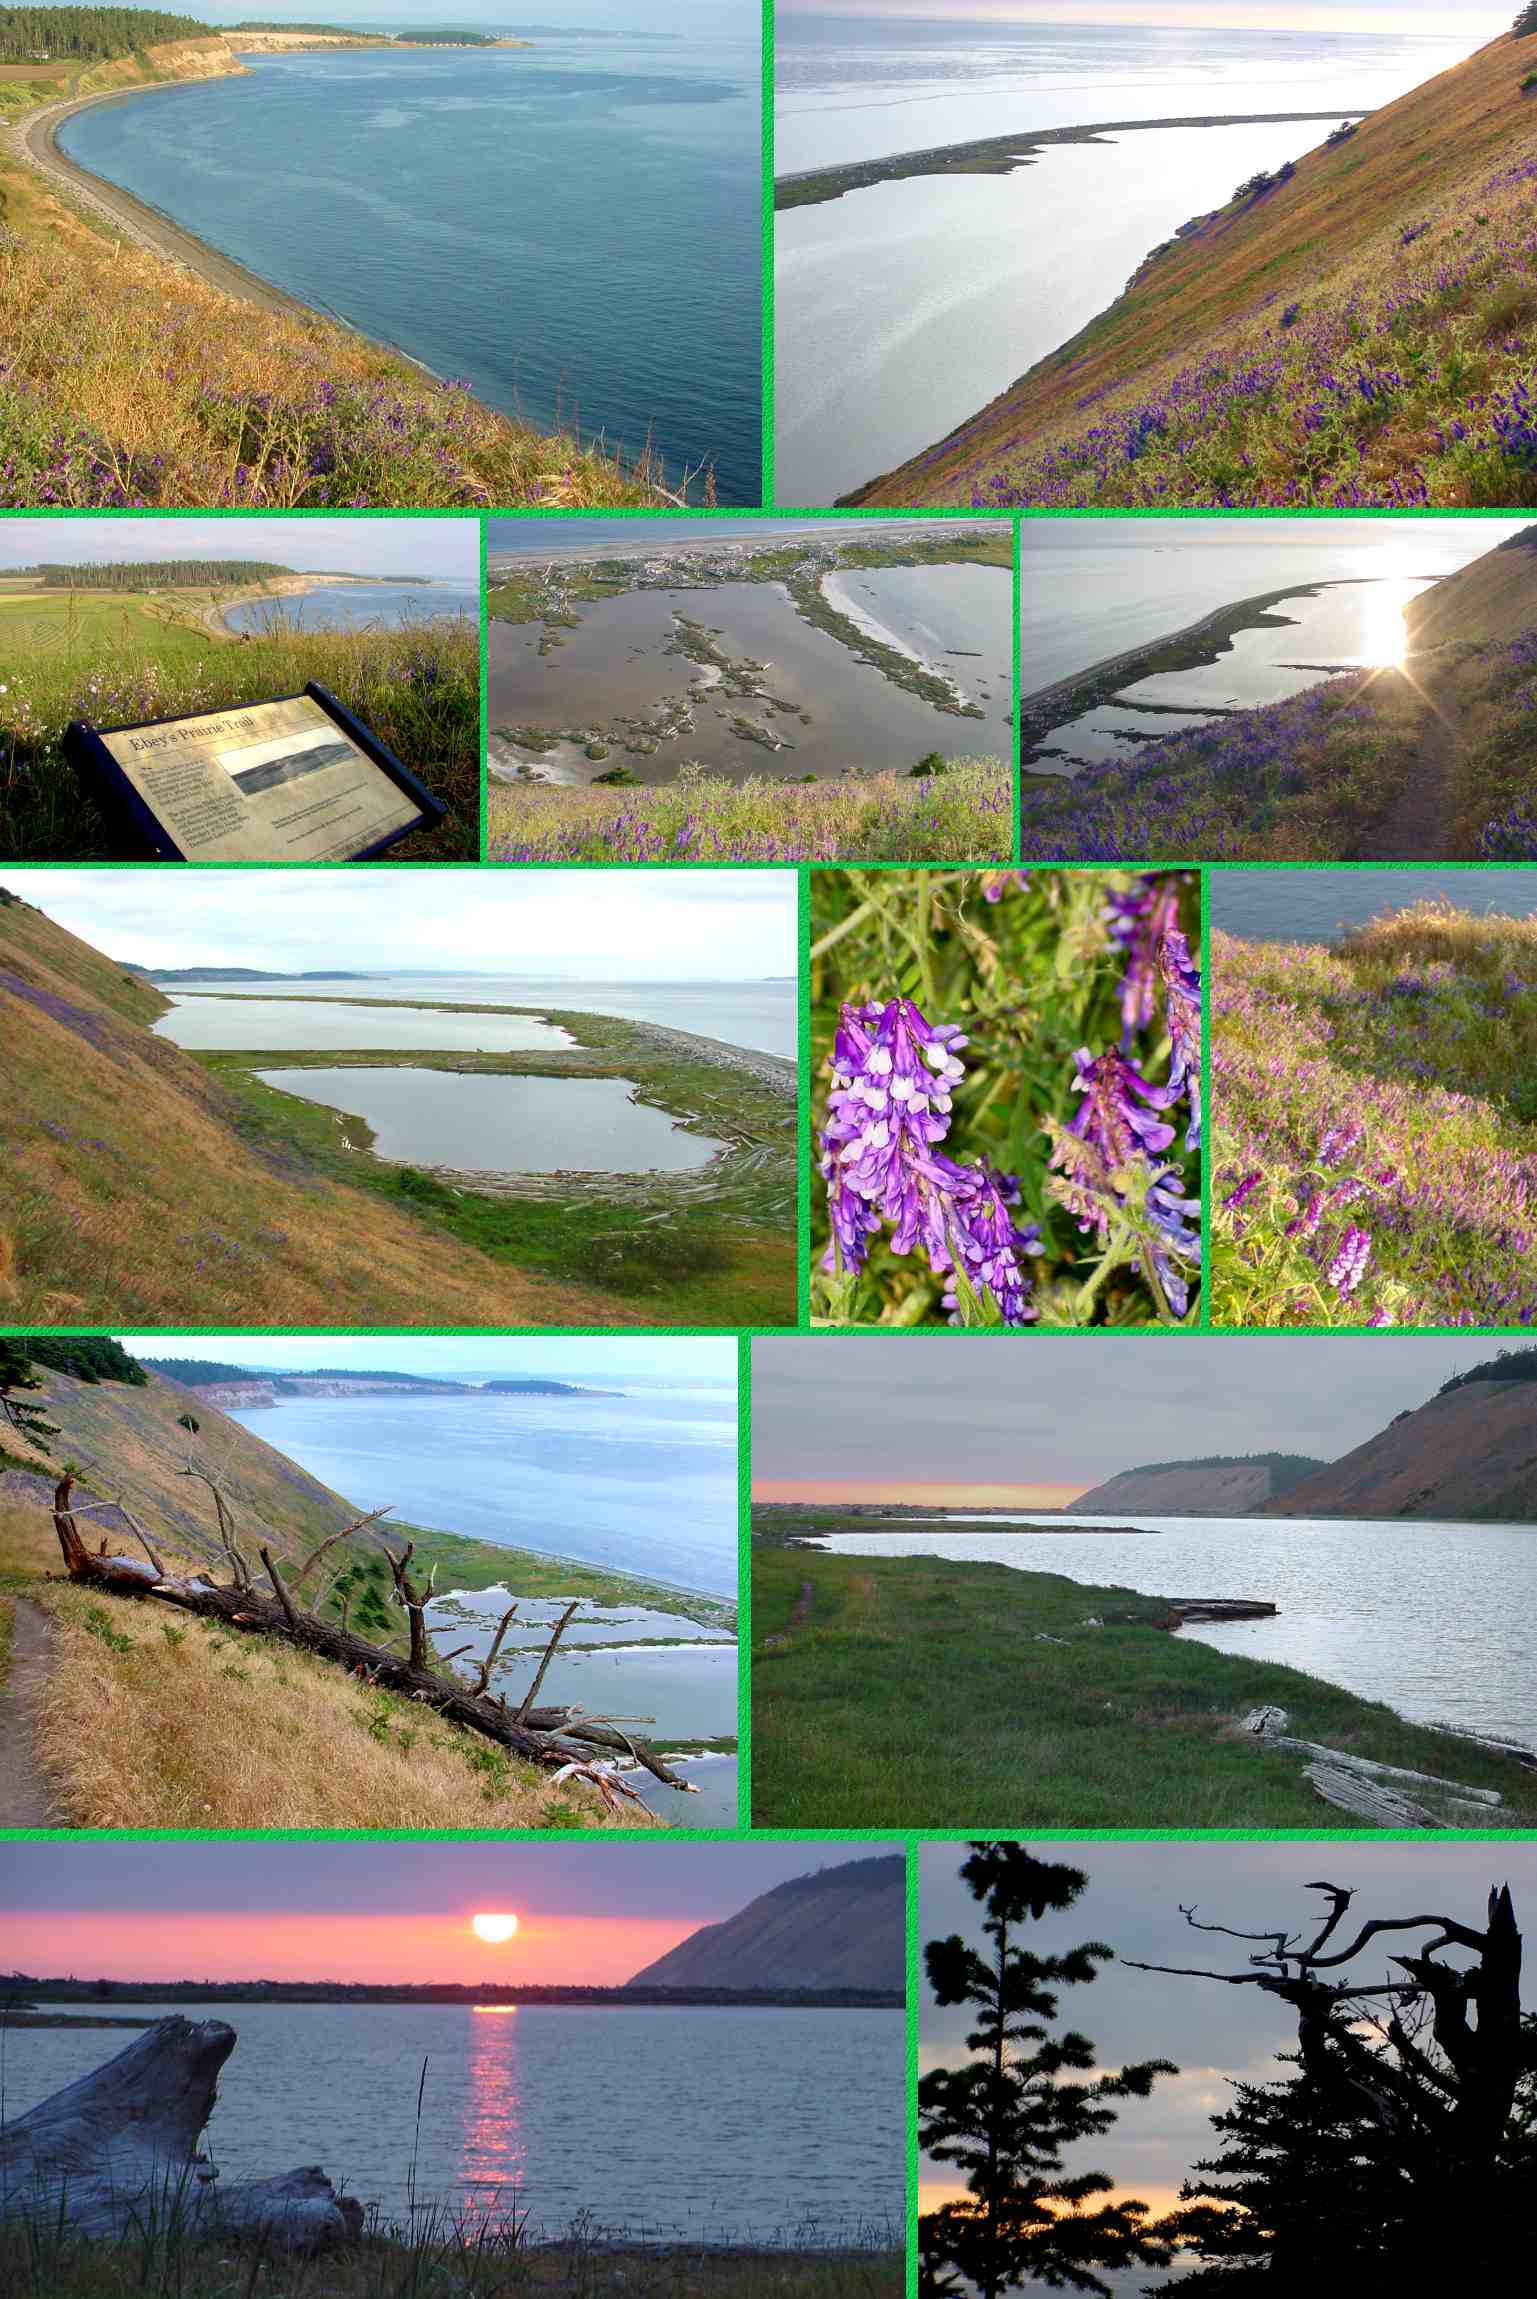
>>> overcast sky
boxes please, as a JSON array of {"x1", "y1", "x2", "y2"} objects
[
  {"x1": 752, "y1": 1336, "x2": 1496, "y2": 1500},
  {"x1": 779, "y1": 3, "x2": 1505, "y2": 33},
  {"x1": 922, "y1": 1839, "x2": 1537, "y2": 2226},
  {"x1": 1022, "y1": 517, "x2": 1532, "y2": 559},
  {"x1": 3, "y1": 871, "x2": 793, "y2": 981},
  {"x1": 0, "y1": 520, "x2": 475, "y2": 583},
  {"x1": 117, "y1": 1335, "x2": 734, "y2": 1384}
]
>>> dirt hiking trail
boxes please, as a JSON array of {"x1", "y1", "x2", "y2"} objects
[{"x1": 0, "y1": 1598, "x2": 63, "y2": 1826}]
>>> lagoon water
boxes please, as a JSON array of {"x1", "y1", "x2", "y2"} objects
[
  {"x1": 223, "y1": 582, "x2": 479, "y2": 634},
  {"x1": 812, "y1": 1516, "x2": 1537, "y2": 1748},
  {"x1": 776, "y1": 19, "x2": 1483, "y2": 502},
  {"x1": 1028, "y1": 578, "x2": 1438, "y2": 773},
  {"x1": 251, "y1": 1068, "x2": 724, "y2": 1174},
  {"x1": 5, "y1": 2003, "x2": 903, "y2": 2239},
  {"x1": 1212, "y1": 871, "x2": 1537, "y2": 943},
  {"x1": 489, "y1": 570, "x2": 1012, "y2": 781},
  {"x1": 171, "y1": 974, "x2": 795, "y2": 1060},
  {"x1": 226, "y1": 1383, "x2": 737, "y2": 1597},
  {"x1": 58, "y1": 34, "x2": 760, "y2": 503},
  {"x1": 156, "y1": 998, "x2": 575, "y2": 1052}
]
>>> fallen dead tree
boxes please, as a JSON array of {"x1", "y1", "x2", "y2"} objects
[
  {"x1": 50, "y1": 1475, "x2": 694, "y2": 1806},
  {"x1": 0, "y1": 2016, "x2": 361, "y2": 2247}
]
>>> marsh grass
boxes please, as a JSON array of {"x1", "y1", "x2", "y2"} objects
[
  {"x1": 487, "y1": 761, "x2": 1012, "y2": 864},
  {"x1": 1212, "y1": 905, "x2": 1537, "y2": 1327},
  {"x1": 750, "y1": 1541, "x2": 1537, "y2": 1830},
  {"x1": 0, "y1": 2202, "x2": 901, "y2": 2299},
  {"x1": 1, "y1": 601, "x2": 480, "y2": 859}
]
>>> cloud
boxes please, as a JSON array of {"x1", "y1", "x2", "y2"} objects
[
  {"x1": 920, "y1": 1840, "x2": 1537, "y2": 2206},
  {"x1": 3, "y1": 870, "x2": 795, "y2": 983},
  {"x1": 751, "y1": 1334, "x2": 1496, "y2": 1488}
]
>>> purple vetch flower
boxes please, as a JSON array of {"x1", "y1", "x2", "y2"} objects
[
  {"x1": 1223, "y1": 1170, "x2": 1263, "y2": 1211},
  {"x1": 1327, "y1": 1225, "x2": 1373, "y2": 1299},
  {"x1": 1145, "y1": 1165, "x2": 1202, "y2": 1319},
  {"x1": 981, "y1": 871, "x2": 1031, "y2": 902},
  {"x1": 1158, "y1": 921, "x2": 1202, "y2": 1148},
  {"x1": 1067, "y1": 1046, "x2": 1179, "y2": 1175},
  {"x1": 931, "y1": 1158, "x2": 1043, "y2": 1326},
  {"x1": 1105, "y1": 877, "x2": 1180, "y2": 1044}
]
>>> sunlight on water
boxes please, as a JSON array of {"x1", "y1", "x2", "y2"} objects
[{"x1": 1360, "y1": 574, "x2": 1419, "y2": 669}]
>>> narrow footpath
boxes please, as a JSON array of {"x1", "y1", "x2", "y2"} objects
[
  {"x1": 0, "y1": 1599, "x2": 62, "y2": 1826},
  {"x1": 1355, "y1": 678, "x2": 1458, "y2": 860}
]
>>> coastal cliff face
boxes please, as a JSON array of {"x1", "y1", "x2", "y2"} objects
[
  {"x1": 1263, "y1": 1379, "x2": 1537, "y2": 1522},
  {"x1": 76, "y1": 37, "x2": 247, "y2": 99},
  {"x1": 627, "y1": 1855, "x2": 905, "y2": 1992},
  {"x1": 1067, "y1": 1458, "x2": 1326, "y2": 1516}
]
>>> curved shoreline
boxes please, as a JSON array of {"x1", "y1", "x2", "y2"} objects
[
  {"x1": 776, "y1": 108, "x2": 1370, "y2": 210},
  {"x1": 13, "y1": 77, "x2": 344, "y2": 329}
]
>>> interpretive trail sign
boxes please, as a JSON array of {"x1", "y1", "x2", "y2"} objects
[{"x1": 63, "y1": 685, "x2": 446, "y2": 861}]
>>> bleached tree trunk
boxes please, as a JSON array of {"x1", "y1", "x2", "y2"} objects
[{"x1": 0, "y1": 2017, "x2": 362, "y2": 2248}]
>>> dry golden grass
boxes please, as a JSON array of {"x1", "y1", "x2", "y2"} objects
[
  {"x1": 0, "y1": 1504, "x2": 652, "y2": 1830},
  {"x1": 0, "y1": 897, "x2": 648, "y2": 1328}
]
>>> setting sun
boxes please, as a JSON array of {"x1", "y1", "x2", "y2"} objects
[{"x1": 471, "y1": 1912, "x2": 520, "y2": 1944}]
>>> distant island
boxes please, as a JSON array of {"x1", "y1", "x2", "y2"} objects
[{"x1": 141, "y1": 1357, "x2": 624, "y2": 1401}]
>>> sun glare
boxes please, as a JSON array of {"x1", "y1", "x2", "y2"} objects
[
  {"x1": 471, "y1": 1912, "x2": 520, "y2": 1944},
  {"x1": 1360, "y1": 574, "x2": 1420, "y2": 670}
]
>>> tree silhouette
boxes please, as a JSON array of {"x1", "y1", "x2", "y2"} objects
[
  {"x1": 920, "y1": 1841, "x2": 1176, "y2": 2299},
  {"x1": 0, "y1": 1341, "x2": 59, "y2": 1453},
  {"x1": 1129, "y1": 1878, "x2": 1536, "y2": 2288}
]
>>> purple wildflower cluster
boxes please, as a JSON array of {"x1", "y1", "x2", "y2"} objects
[
  {"x1": 490, "y1": 766, "x2": 1013, "y2": 866},
  {"x1": 1049, "y1": 1048, "x2": 1201, "y2": 1317},
  {"x1": 1213, "y1": 926, "x2": 1537, "y2": 1328},
  {"x1": 1019, "y1": 679, "x2": 1382, "y2": 862},
  {"x1": 821, "y1": 997, "x2": 1043, "y2": 1325},
  {"x1": 948, "y1": 157, "x2": 1537, "y2": 511},
  {"x1": 1472, "y1": 630, "x2": 1537, "y2": 858}
]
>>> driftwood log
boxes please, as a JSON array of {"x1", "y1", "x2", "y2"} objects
[
  {"x1": 50, "y1": 1476, "x2": 693, "y2": 1800},
  {"x1": 1239, "y1": 1704, "x2": 1504, "y2": 1828},
  {"x1": 0, "y1": 2017, "x2": 361, "y2": 2247}
]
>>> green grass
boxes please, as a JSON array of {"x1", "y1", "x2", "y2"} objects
[
  {"x1": 750, "y1": 1544, "x2": 1537, "y2": 1829},
  {"x1": 0, "y1": 598, "x2": 480, "y2": 858}
]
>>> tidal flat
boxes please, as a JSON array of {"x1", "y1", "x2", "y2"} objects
[{"x1": 487, "y1": 532, "x2": 1012, "y2": 785}]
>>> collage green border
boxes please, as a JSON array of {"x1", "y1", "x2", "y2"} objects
[{"x1": 3, "y1": 7, "x2": 1536, "y2": 2289}]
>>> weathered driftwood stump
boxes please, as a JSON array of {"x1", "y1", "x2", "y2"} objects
[{"x1": 0, "y1": 2016, "x2": 362, "y2": 2247}]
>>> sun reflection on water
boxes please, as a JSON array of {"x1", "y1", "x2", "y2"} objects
[
  {"x1": 1359, "y1": 576, "x2": 1421, "y2": 670},
  {"x1": 461, "y1": 2004, "x2": 527, "y2": 2214}
]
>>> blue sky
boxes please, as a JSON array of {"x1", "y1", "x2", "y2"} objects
[
  {"x1": 118, "y1": 1335, "x2": 736, "y2": 1384},
  {"x1": 0, "y1": 519, "x2": 476, "y2": 583}
]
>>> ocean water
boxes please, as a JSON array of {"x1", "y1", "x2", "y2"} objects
[
  {"x1": 249, "y1": 1068, "x2": 726, "y2": 1173},
  {"x1": 223, "y1": 581, "x2": 479, "y2": 634},
  {"x1": 155, "y1": 973, "x2": 796, "y2": 1059},
  {"x1": 58, "y1": 37, "x2": 760, "y2": 502},
  {"x1": 1211, "y1": 870, "x2": 1537, "y2": 943},
  {"x1": 812, "y1": 1516, "x2": 1537, "y2": 1747},
  {"x1": 227, "y1": 1384, "x2": 738, "y2": 1597},
  {"x1": 775, "y1": 18, "x2": 1486, "y2": 503},
  {"x1": 4, "y1": 2003, "x2": 904, "y2": 2239},
  {"x1": 1019, "y1": 524, "x2": 1507, "y2": 693}
]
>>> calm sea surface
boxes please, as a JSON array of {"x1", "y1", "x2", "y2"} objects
[
  {"x1": 813, "y1": 1516, "x2": 1537, "y2": 1747},
  {"x1": 776, "y1": 21, "x2": 1480, "y2": 502},
  {"x1": 489, "y1": 569, "x2": 1012, "y2": 782},
  {"x1": 4, "y1": 2004, "x2": 902, "y2": 2240},
  {"x1": 59, "y1": 38, "x2": 760, "y2": 502},
  {"x1": 249, "y1": 1068, "x2": 725, "y2": 1174},
  {"x1": 1211, "y1": 871, "x2": 1537, "y2": 943},
  {"x1": 154, "y1": 974, "x2": 795, "y2": 1059},
  {"x1": 228, "y1": 1386, "x2": 738, "y2": 1597},
  {"x1": 223, "y1": 582, "x2": 479, "y2": 634},
  {"x1": 156, "y1": 999, "x2": 574, "y2": 1051}
]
